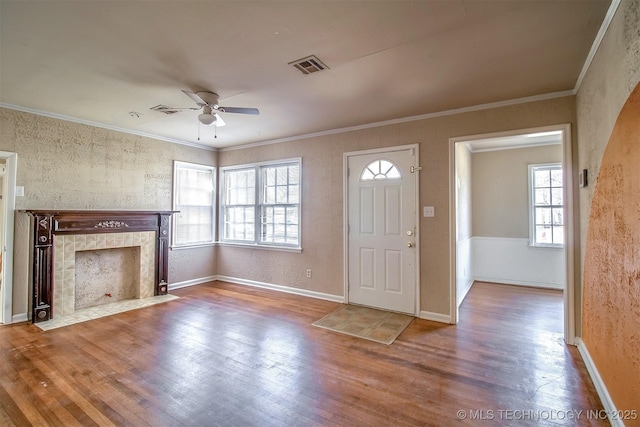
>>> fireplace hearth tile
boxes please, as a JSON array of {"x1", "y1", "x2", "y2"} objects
[{"x1": 35, "y1": 294, "x2": 179, "y2": 331}]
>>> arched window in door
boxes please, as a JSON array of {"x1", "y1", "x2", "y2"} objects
[{"x1": 360, "y1": 159, "x2": 401, "y2": 181}]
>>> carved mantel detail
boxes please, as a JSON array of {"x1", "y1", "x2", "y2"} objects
[
  {"x1": 95, "y1": 220, "x2": 129, "y2": 229},
  {"x1": 23, "y1": 210, "x2": 177, "y2": 323}
]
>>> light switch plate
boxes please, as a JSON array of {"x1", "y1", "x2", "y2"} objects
[
  {"x1": 15, "y1": 186, "x2": 25, "y2": 197},
  {"x1": 423, "y1": 206, "x2": 435, "y2": 217}
]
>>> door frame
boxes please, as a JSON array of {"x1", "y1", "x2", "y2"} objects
[
  {"x1": 343, "y1": 144, "x2": 421, "y2": 315},
  {"x1": 448, "y1": 124, "x2": 576, "y2": 344},
  {"x1": 0, "y1": 151, "x2": 17, "y2": 325}
]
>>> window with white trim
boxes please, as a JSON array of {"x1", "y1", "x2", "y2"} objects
[
  {"x1": 221, "y1": 158, "x2": 301, "y2": 248},
  {"x1": 361, "y1": 159, "x2": 401, "y2": 180},
  {"x1": 172, "y1": 161, "x2": 216, "y2": 247},
  {"x1": 529, "y1": 163, "x2": 564, "y2": 247}
]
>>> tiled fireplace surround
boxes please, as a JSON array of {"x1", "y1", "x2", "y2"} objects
[
  {"x1": 24, "y1": 210, "x2": 176, "y2": 323},
  {"x1": 54, "y1": 231, "x2": 156, "y2": 317}
]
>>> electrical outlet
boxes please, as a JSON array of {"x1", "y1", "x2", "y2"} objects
[
  {"x1": 423, "y1": 206, "x2": 435, "y2": 217},
  {"x1": 306, "y1": 268, "x2": 312, "y2": 278}
]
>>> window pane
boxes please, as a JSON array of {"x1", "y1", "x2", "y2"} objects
[
  {"x1": 536, "y1": 207, "x2": 552, "y2": 225},
  {"x1": 286, "y1": 206, "x2": 298, "y2": 223},
  {"x1": 289, "y1": 166, "x2": 299, "y2": 184},
  {"x1": 265, "y1": 186, "x2": 275, "y2": 204},
  {"x1": 536, "y1": 226, "x2": 552, "y2": 244},
  {"x1": 552, "y1": 208, "x2": 563, "y2": 226},
  {"x1": 276, "y1": 186, "x2": 287, "y2": 203},
  {"x1": 535, "y1": 188, "x2": 550, "y2": 205},
  {"x1": 551, "y1": 169, "x2": 563, "y2": 187},
  {"x1": 265, "y1": 168, "x2": 276, "y2": 186},
  {"x1": 286, "y1": 225, "x2": 298, "y2": 242},
  {"x1": 362, "y1": 169, "x2": 375, "y2": 180},
  {"x1": 276, "y1": 167, "x2": 288, "y2": 185},
  {"x1": 289, "y1": 184, "x2": 299, "y2": 204},
  {"x1": 534, "y1": 170, "x2": 550, "y2": 187},
  {"x1": 551, "y1": 188, "x2": 563, "y2": 205},
  {"x1": 224, "y1": 206, "x2": 255, "y2": 241},
  {"x1": 552, "y1": 226, "x2": 564, "y2": 245}
]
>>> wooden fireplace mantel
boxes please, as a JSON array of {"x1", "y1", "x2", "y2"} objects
[{"x1": 23, "y1": 210, "x2": 177, "y2": 323}]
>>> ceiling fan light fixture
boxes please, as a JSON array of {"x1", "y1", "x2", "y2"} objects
[
  {"x1": 198, "y1": 112, "x2": 217, "y2": 126},
  {"x1": 198, "y1": 106, "x2": 217, "y2": 126}
]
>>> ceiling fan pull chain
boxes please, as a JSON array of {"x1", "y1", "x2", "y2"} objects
[{"x1": 197, "y1": 119, "x2": 200, "y2": 141}]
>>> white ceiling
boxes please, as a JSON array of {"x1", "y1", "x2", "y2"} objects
[{"x1": 0, "y1": 0, "x2": 611, "y2": 149}]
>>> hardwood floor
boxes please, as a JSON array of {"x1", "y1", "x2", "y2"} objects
[{"x1": 0, "y1": 281, "x2": 606, "y2": 426}]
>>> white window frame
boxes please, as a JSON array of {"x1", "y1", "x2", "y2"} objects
[
  {"x1": 220, "y1": 158, "x2": 302, "y2": 250},
  {"x1": 528, "y1": 163, "x2": 564, "y2": 248},
  {"x1": 172, "y1": 161, "x2": 216, "y2": 248}
]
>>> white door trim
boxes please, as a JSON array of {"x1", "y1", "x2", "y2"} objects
[
  {"x1": 448, "y1": 124, "x2": 576, "y2": 344},
  {"x1": 0, "y1": 151, "x2": 17, "y2": 325},
  {"x1": 343, "y1": 144, "x2": 421, "y2": 316}
]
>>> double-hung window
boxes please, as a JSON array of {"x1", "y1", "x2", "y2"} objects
[
  {"x1": 529, "y1": 163, "x2": 564, "y2": 247},
  {"x1": 172, "y1": 161, "x2": 216, "y2": 247},
  {"x1": 221, "y1": 158, "x2": 301, "y2": 248}
]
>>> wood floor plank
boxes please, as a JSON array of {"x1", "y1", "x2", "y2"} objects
[{"x1": 0, "y1": 280, "x2": 606, "y2": 426}]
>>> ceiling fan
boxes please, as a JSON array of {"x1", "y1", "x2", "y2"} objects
[{"x1": 181, "y1": 90, "x2": 259, "y2": 127}]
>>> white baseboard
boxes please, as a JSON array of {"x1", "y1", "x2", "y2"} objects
[
  {"x1": 576, "y1": 338, "x2": 623, "y2": 427},
  {"x1": 457, "y1": 279, "x2": 474, "y2": 307},
  {"x1": 168, "y1": 275, "x2": 217, "y2": 291},
  {"x1": 216, "y1": 275, "x2": 345, "y2": 303},
  {"x1": 473, "y1": 276, "x2": 563, "y2": 290},
  {"x1": 419, "y1": 310, "x2": 451, "y2": 324},
  {"x1": 11, "y1": 312, "x2": 28, "y2": 323}
]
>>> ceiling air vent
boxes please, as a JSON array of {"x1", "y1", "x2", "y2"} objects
[
  {"x1": 150, "y1": 105, "x2": 179, "y2": 115},
  {"x1": 288, "y1": 55, "x2": 329, "y2": 75}
]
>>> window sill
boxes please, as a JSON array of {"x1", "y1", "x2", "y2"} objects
[
  {"x1": 216, "y1": 241, "x2": 302, "y2": 253},
  {"x1": 528, "y1": 243, "x2": 564, "y2": 249},
  {"x1": 171, "y1": 242, "x2": 216, "y2": 250}
]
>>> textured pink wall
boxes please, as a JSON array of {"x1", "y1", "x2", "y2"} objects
[{"x1": 583, "y1": 82, "x2": 640, "y2": 419}]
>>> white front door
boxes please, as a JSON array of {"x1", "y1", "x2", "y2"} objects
[{"x1": 346, "y1": 147, "x2": 418, "y2": 314}]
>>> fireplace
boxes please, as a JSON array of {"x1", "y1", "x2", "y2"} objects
[{"x1": 24, "y1": 210, "x2": 176, "y2": 323}]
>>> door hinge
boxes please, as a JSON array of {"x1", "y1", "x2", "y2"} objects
[{"x1": 410, "y1": 166, "x2": 423, "y2": 173}]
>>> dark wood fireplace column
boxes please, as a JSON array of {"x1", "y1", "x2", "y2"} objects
[{"x1": 24, "y1": 210, "x2": 177, "y2": 323}]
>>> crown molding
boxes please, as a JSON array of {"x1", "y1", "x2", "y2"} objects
[
  {"x1": 574, "y1": 0, "x2": 622, "y2": 93},
  {"x1": 3, "y1": 88, "x2": 577, "y2": 154},
  {"x1": 221, "y1": 90, "x2": 574, "y2": 151},
  {"x1": 0, "y1": 103, "x2": 217, "y2": 152}
]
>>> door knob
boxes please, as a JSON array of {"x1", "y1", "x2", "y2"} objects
[{"x1": 407, "y1": 242, "x2": 414, "y2": 248}]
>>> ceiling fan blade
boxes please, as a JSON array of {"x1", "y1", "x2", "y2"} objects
[
  {"x1": 214, "y1": 113, "x2": 226, "y2": 127},
  {"x1": 218, "y1": 106, "x2": 259, "y2": 115},
  {"x1": 182, "y1": 90, "x2": 207, "y2": 107}
]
